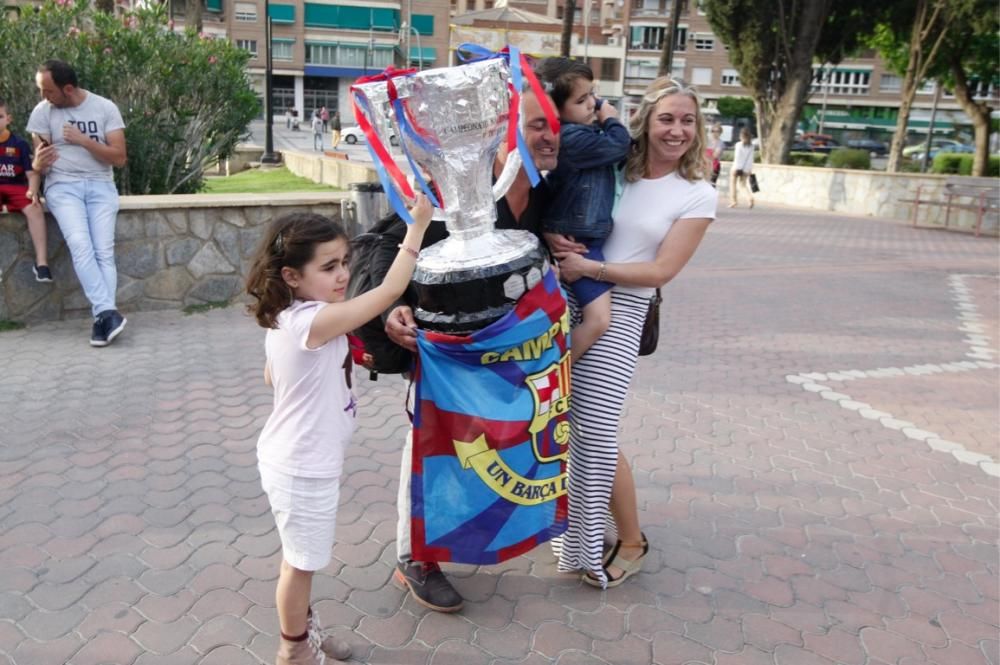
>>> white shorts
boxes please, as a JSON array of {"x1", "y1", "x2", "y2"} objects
[{"x1": 259, "y1": 465, "x2": 341, "y2": 572}]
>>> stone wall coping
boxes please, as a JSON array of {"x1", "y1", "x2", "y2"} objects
[
  {"x1": 728, "y1": 161, "x2": 952, "y2": 181},
  {"x1": 118, "y1": 191, "x2": 350, "y2": 211}
]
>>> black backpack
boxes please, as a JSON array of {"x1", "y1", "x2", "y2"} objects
[{"x1": 346, "y1": 213, "x2": 413, "y2": 378}]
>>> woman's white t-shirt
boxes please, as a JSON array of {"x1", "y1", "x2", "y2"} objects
[
  {"x1": 257, "y1": 300, "x2": 357, "y2": 478},
  {"x1": 603, "y1": 171, "x2": 718, "y2": 298},
  {"x1": 733, "y1": 142, "x2": 755, "y2": 173}
]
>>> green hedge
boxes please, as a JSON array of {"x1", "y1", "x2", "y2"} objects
[
  {"x1": 788, "y1": 152, "x2": 827, "y2": 167},
  {"x1": 828, "y1": 148, "x2": 871, "y2": 170},
  {"x1": 0, "y1": 1, "x2": 259, "y2": 194},
  {"x1": 931, "y1": 153, "x2": 1000, "y2": 177}
]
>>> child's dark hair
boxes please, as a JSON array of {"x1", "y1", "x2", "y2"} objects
[
  {"x1": 245, "y1": 212, "x2": 347, "y2": 329},
  {"x1": 534, "y1": 57, "x2": 594, "y2": 110}
]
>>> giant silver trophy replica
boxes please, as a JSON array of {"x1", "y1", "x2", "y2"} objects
[{"x1": 352, "y1": 58, "x2": 548, "y2": 333}]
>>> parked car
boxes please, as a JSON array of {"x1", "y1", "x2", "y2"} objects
[
  {"x1": 909, "y1": 142, "x2": 975, "y2": 162},
  {"x1": 800, "y1": 132, "x2": 841, "y2": 153},
  {"x1": 846, "y1": 139, "x2": 889, "y2": 157},
  {"x1": 902, "y1": 138, "x2": 964, "y2": 158},
  {"x1": 341, "y1": 125, "x2": 399, "y2": 146}
]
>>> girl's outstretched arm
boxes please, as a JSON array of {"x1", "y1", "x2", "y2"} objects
[{"x1": 306, "y1": 195, "x2": 433, "y2": 348}]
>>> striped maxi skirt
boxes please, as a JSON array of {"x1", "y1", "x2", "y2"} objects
[{"x1": 556, "y1": 289, "x2": 651, "y2": 586}]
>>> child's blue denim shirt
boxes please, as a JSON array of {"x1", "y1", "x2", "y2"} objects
[{"x1": 542, "y1": 117, "x2": 631, "y2": 240}]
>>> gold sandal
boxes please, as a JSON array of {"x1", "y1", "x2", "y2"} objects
[{"x1": 585, "y1": 532, "x2": 649, "y2": 588}]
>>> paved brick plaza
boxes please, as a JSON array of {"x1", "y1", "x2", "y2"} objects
[{"x1": 1, "y1": 206, "x2": 997, "y2": 665}]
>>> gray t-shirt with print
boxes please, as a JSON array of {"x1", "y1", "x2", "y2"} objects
[{"x1": 26, "y1": 91, "x2": 125, "y2": 186}]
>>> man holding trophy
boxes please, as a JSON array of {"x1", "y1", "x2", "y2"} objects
[{"x1": 351, "y1": 53, "x2": 577, "y2": 613}]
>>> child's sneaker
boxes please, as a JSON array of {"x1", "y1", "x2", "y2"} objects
[
  {"x1": 32, "y1": 264, "x2": 53, "y2": 283},
  {"x1": 276, "y1": 634, "x2": 325, "y2": 665},
  {"x1": 307, "y1": 607, "x2": 351, "y2": 661}
]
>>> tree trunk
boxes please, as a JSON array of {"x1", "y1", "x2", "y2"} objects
[
  {"x1": 658, "y1": 0, "x2": 684, "y2": 76},
  {"x1": 185, "y1": 0, "x2": 203, "y2": 33},
  {"x1": 949, "y1": 53, "x2": 992, "y2": 177},
  {"x1": 886, "y1": 0, "x2": 951, "y2": 173},
  {"x1": 560, "y1": 0, "x2": 576, "y2": 57},
  {"x1": 756, "y1": 0, "x2": 831, "y2": 164}
]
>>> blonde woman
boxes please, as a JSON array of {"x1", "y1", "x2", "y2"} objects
[
  {"x1": 729, "y1": 126, "x2": 755, "y2": 208},
  {"x1": 552, "y1": 78, "x2": 717, "y2": 587}
]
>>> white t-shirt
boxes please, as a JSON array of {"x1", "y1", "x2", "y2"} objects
[
  {"x1": 733, "y1": 142, "x2": 755, "y2": 173},
  {"x1": 26, "y1": 91, "x2": 125, "y2": 186},
  {"x1": 257, "y1": 300, "x2": 357, "y2": 478},
  {"x1": 603, "y1": 171, "x2": 718, "y2": 297}
]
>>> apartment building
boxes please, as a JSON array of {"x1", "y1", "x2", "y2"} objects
[
  {"x1": 460, "y1": 0, "x2": 996, "y2": 141},
  {"x1": 181, "y1": 0, "x2": 452, "y2": 120}
]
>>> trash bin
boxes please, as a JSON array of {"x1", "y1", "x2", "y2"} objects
[{"x1": 341, "y1": 182, "x2": 389, "y2": 235}]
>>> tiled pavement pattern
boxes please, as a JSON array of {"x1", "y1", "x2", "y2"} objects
[{"x1": 1, "y1": 206, "x2": 997, "y2": 665}]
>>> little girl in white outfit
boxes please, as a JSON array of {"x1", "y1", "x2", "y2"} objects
[{"x1": 246, "y1": 196, "x2": 432, "y2": 665}]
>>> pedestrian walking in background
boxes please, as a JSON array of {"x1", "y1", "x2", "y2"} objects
[
  {"x1": 707, "y1": 123, "x2": 724, "y2": 187},
  {"x1": 330, "y1": 111, "x2": 341, "y2": 150},
  {"x1": 320, "y1": 106, "x2": 329, "y2": 132},
  {"x1": 729, "y1": 127, "x2": 755, "y2": 208},
  {"x1": 311, "y1": 111, "x2": 324, "y2": 152}
]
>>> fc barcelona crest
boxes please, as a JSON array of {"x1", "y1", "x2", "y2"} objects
[{"x1": 526, "y1": 352, "x2": 571, "y2": 463}]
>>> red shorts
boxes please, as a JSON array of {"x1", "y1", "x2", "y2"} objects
[{"x1": 0, "y1": 184, "x2": 31, "y2": 212}]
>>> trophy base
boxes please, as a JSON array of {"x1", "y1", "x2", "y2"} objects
[{"x1": 412, "y1": 231, "x2": 548, "y2": 334}]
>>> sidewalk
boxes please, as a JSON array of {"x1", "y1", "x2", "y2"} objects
[{"x1": 0, "y1": 206, "x2": 997, "y2": 665}]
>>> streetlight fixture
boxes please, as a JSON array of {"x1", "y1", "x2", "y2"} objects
[
  {"x1": 399, "y1": 21, "x2": 423, "y2": 71},
  {"x1": 260, "y1": 0, "x2": 280, "y2": 163}
]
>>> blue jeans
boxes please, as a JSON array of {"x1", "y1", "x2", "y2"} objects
[{"x1": 45, "y1": 180, "x2": 120, "y2": 317}]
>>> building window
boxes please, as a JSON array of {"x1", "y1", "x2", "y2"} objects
[
  {"x1": 691, "y1": 66, "x2": 711, "y2": 86},
  {"x1": 600, "y1": 57, "x2": 617, "y2": 81},
  {"x1": 630, "y1": 25, "x2": 665, "y2": 50},
  {"x1": 879, "y1": 73, "x2": 901, "y2": 92},
  {"x1": 305, "y1": 42, "x2": 394, "y2": 68},
  {"x1": 813, "y1": 67, "x2": 871, "y2": 95},
  {"x1": 272, "y1": 40, "x2": 294, "y2": 61},
  {"x1": 721, "y1": 68, "x2": 740, "y2": 86},
  {"x1": 674, "y1": 26, "x2": 687, "y2": 51},
  {"x1": 625, "y1": 59, "x2": 659, "y2": 80},
  {"x1": 694, "y1": 34, "x2": 713, "y2": 51},
  {"x1": 234, "y1": 2, "x2": 257, "y2": 21},
  {"x1": 236, "y1": 39, "x2": 257, "y2": 57}
]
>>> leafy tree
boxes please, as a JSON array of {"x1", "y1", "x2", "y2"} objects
[
  {"x1": 871, "y1": 0, "x2": 997, "y2": 175},
  {"x1": 868, "y1": 0, "x2": 956, "y2": 172},
  {"x1": 703, "y1": 0, "x2": 882, "y2": 164},
  {"x1": 0, "y1": 0, "x2": 259, "y2": 194},
  {"x1": 716, "y1": 96, "x2": 755, "y2": 120}
]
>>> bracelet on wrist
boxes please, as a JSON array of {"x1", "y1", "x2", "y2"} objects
[
  {"x1": 596, "y1": 262, "x2": 607, "y2": 282},
  {"x1": 397, "y1": 243, "x2": 419, "y2": 259}
]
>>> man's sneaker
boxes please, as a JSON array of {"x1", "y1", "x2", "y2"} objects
[
  {"x1": 90, "y1": 314, "x2": 109, "y2": 347},
  {"x1": 90, "y1": 310, "x2": 127, "y2": 347},
  {"x1": 393, "y1": 561, "x2": 463, "y2": 612},
  {"x1": 104, "y1": 310, "x2": 127, "y2": 345},
  {"x1": 32, "y1": 264, "x2": 53, "y2": 283}
]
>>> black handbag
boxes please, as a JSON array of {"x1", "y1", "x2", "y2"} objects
[
  {"x1": 749, "y1": 173, "x2": 760, "y2": 193},
  {"x1": 638, "y1": 288, "x2": 662, "y2": 356}
]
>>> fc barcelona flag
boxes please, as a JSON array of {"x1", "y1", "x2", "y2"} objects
[{"x1": 411, "y1": 267, "x2": 570, "y2": 564}]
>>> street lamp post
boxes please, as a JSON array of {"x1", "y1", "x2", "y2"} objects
[
  {"x1": 260, "y1": 0, "x2": 279, "y2": 163},
  {"x1": 400, "y1": 22, "x2": 423, "y2": 71}
]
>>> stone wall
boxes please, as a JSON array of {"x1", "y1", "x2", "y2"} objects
[
  {"x1": 0, "y1": 192, "x2": 349, "y2": 322},
  {"x1": 718, "y1": 163, "x2": 998, "y2": 233},
  {"x1": 282, "y1": 149, "x2": 380, "y2": 190}
]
